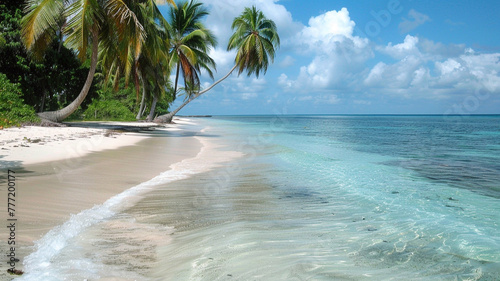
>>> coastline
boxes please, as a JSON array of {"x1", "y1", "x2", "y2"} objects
[
  {"x1": 1, "y1": 116, "x2": 498, "y2": 279},
  {"x1": 0, "y1": 118, "x2": 233, "y2": 279},
  {"x1": 0, "y1": 121, "x2": 177, "y2": 167}
]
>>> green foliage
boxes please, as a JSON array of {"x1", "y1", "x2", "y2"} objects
[
  {"x1": 83, "y1": 79, "x2": 137, "y2": 121},
  {"x1": 0, "y1": 74, "x2": 39, "y2": 128},
  {"x1": 155, "y1": 90, "x2": 174, "y2": 116},
  {"x1": 228, "y1": 6, "x2": 280, "y2": 77},
  {"x1": 0, "y1": 2, "x2": 96, "y2": 113},
  {"x1": 169, "y1": 0, "x2": 217, "y2": 99},
  {"x1": 84, "y1": 99, "x2": 135, "y2": 121}
]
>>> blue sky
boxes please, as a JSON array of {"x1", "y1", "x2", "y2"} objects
[{"x1": 159, "y1": 0, "x2": 500, "y2": 115}]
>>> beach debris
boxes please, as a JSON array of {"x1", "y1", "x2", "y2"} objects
[
  {"x1": 23, "y1": 137, "x2": 42, "y2": 143},
  {"x1": 7, "y1": 268, "x2": 24, "y2": 275}
]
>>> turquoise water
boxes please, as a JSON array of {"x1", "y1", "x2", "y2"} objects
[
  {"x1": 18, "y1": 115, "x2": 500, "y2": 280},
  {"x1": 194, "y1": 115, "x2": 500, "y2": 280}
]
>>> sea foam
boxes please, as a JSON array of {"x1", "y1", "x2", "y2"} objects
[{"x1": 19, "y1": 136, "x2": 242, "y2": 280}]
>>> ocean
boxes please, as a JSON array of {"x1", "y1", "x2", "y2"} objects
[{"x1": 17, "y1": 115, "x2": 500, "y2": 280}]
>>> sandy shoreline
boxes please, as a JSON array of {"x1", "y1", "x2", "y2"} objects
[
  {"x1": 0, "y1": 118, "x2": 212, "y2": 279},
  {"x1": 0, "y1": 121, "x2": 185, "y2": 167}
]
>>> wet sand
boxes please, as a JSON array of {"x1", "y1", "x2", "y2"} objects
[{"x1": 0, "y1": 121, "x2": 204, "y2": 279}]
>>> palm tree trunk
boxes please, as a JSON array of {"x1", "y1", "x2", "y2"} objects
[
  {"x1": 136, "y1": 79, "x2": 147, "y2": 120},
  {"x1": 39, "y1": 90, "x2": 46, "y2": 113},
  {"x1": 147, "y1": 94, "x2": 158, "y2": 121},
  {"x1": 155, "y1": 97, "x2": 190, "y2": 123},
  {"x1": 154, "y1": 64, "x2": 238, "y2": 123},
  {"x1": 173, "y1": 62, "x2": 180, "y2": 101},
  {"x1": 37, "y1": 26, "x2": 99, "y2": 122}
]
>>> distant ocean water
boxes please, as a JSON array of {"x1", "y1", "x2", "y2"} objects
[{"x1": 19, "y1": 115, "x2": 500, "y2": 280}]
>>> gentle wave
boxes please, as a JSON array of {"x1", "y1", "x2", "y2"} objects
[{"x1": 19, "y1": 136, "x2": 242, "y2": 280}]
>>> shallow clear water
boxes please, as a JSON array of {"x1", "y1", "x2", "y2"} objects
[{"x1": 19, "y1": 115, "x2": 500, "y2": 280}]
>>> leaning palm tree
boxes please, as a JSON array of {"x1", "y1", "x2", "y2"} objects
[
  {"x1": 21, "y1": 0, "x2": 174, "y2": 123},
  {"x1": 157, "y1": 0, "x2": 216, "y2": 119},
  {"x1": 154, "y1": 6, "x2": 280, "y2": 123}
]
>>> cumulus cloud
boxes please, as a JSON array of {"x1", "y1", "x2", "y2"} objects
[
  {"x1": 203, "y1": 0, "x2": 300, "y2": 51},
  {"x1": 399, "y1": 9, "x2": 431, "y2": 33},
  {"x1": 298, "y1": 8, "x2": 355, "y2": 48},
  {"x1": 174, "y1": 1, "x2": 500, "y2": 114},
  {"x1": 366, "y1": 35, "x2": 500, "y2": 99},
  {"x1": 378, "y1": 34, "x2": 420, "y2": 59},
  {"x1": 285, "y1": 8, "x2": 372, "y2": 92}
]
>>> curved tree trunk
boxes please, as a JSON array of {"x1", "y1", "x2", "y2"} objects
[
  {"x1": 173, "y1": 62, "x2": 180, "y2": 101},
  {"x1": 154, "y1": 64, "x2": 238, "y2": 123},
  {"x1": 154, "y1": 97, "x2": 190, "y2": 123},
  {"x1": 37, "y1": 27, "x2": 99, "y2": 123},
  {"x1": 146, "y1": 94, "x2": 158, "y2": 121},
  {"x1": 136, "y1": 79, "x2": 147, "y2": 120}
]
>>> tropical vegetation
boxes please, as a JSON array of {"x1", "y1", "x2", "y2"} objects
[
  {"x1": 0, "y1": 73, "x2": 39, "y2": 128},
  {"x1": 155, "y1": 5, "x2": 280, "y2": 123},
  {"x1": 0, "y1": 0, "x2": 279, "y2": 127}
]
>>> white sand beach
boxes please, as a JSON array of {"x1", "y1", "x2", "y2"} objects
[
  {"x1": 0, "y1": 121, "x2": 166, "y2": 166},
  {"x1": 0, "y1": 118, "x2": 230, "y2": 279}
]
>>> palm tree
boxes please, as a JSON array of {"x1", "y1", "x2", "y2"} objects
[
  {"x1": 154, "y1": 6, "x2": 280, "y2": 123},
  {"x1": 97, "y1": 0, "x2": 172, "y2": 121},
  {"x1": 166, "y1": 1, "x2": 217, "y2": 106},
  {"x1": 136, "y1": 0, "x2": 172, "y2": 120},
  {"x1": 21, "y1": 0, "x2": 174, "y2": 123}
]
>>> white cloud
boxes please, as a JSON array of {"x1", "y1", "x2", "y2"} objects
[
  {"x1": 195, "y1": 0, "x2": 301, "y2": 109},
  {"x1": 203, "y1": 0, "x2": 300, "y2": 46},
  {"x1": 399, "y1": 9, "x2": 431, "y2": 33},
  {"x1": 460, "y1": 53, "x2": 500, "y2": 92},
  {"x1": 298, "y1": 8, "x2": 354, "y2": 48},
  {"x1": 365, "y1": 36, "x2": 500, "y2": 99},
  {"x1": 436, "y1": 59, "x2": 464, "y2": 75},
  {"x1": 176, "y1": 1, "x2": 500, "y2": 114},
  {"x1": 286, "y1": 8, "x2": 372, "y2": 92},
  {"x1": 418, "y1": 38, "x2": 466, "y2": 60},
  {"x1": 278, "y1": 73, "x2": 294, "y2": 91},
  {"x1": 379, "y1": 35, "x2": 420, "y2": 59},
  {"x1": 208, "y1": 48, "x2": 236, "y2": 71}
]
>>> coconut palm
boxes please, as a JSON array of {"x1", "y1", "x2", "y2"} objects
[
  {"x1": 155, "y1": 6, "x2": 280, "y2": 123},
  {"x1": 168, "y1": 0, "x2": 217, "y2": 101},
  {"x1": 97, "y1": 0, "x2": 172, "y2": 120},
  {"x1": 21, "y1": 0, "x2": 174, "y2": 122},
  {"x1": 137, "y1": 0, "x2": 172, "y2": 120}
]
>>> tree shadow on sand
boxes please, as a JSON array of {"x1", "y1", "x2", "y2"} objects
[{"x1": 0, "y1": 156, "x2": 34, "y2": 185}]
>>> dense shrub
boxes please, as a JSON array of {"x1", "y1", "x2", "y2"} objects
[
  {"x1": 83, "y1": 99, "x2": 135, "y2": 121},
  {"x1": 83, "y1": 83, "x2": 137, "y2": 121},
  {"x1": 0, "y1": 74, "x2": 39, "y2": 128}
]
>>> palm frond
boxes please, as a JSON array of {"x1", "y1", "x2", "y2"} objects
[
  {"x1": 228, "y1": 5, "x2": 280, "y2": 77},
  {"x1": 21, "y1": 0, "x2": 64, "y2": 56}
]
